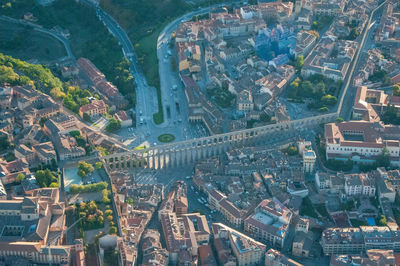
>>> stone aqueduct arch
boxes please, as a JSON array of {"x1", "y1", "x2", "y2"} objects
[{"x1": 102, "y1": 112, "x2": 338, "y2": 170}]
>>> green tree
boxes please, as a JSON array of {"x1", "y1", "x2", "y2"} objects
[
  {"x1": 288, "y1": 79, "x2": 300, "y2": 99},
  {"x1": 393, "y1": 84, "x2": 400, "y2": 96},
  {"x1": 377, "y1": 215, "x2": 387, "y2": 226},
  {"x1": 315, "y1": 82, "x2": 326, "y2": 99},
  {"x1": 376, "y1": 148, "x2": 391, "y2": 168},
  {"x1": 83, "y1": 112, "x2": 91, "y2": 122},
  {"x1": 0, "y1": 135, "x2": 9, "y2": 152},
  {"x1": 95, "y1": 162, "x2": 103, "y2": 170},
  {"x1": 295, "y1": 55, "x2": 304, "y2": 71},
  {"x1": 35, "y1": 169, "x2": 57, "y2": 187},
  {"x1": 17, "y1": 173, "x2": 25, "y2": 182},
  {"x1": 39, "y1": 117, "x2": 48, "y2": 127},
  {"x1": 335, "y1": 117, "x2": 344, "y2": 123},
  {"x1": 299, "y1": 80, "x2": 313, "y2": 97},
  {"x1": 49, "y1": 182, "x2": 58, "y2": 188},
  {"x1": 126, "y1": 198, "x2": 134, "y2": 205},
  {"x1": 78, "y1": 161, "x2": 94, "y2": 178},
  {"x1": 109, "y1": 226, "x2": 117, "y2": 235},
  {"x1": 321, "y1": 94, "x2": 337, "y2": 106},
  {"x1": 105, "y1": 118, "x2": 121, "y2": 133}
]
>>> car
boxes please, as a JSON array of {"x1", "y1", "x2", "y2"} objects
[{"x1": 197, "y1": 199, "x2": 202, "y2": 203}]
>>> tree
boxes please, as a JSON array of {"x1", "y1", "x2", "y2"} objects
[
  {"x1": 288, "y1": 80, "x2": 300, "y2": 99},
  {"x1": 78, "y1": 169, "x2": 87, "y2": 179},
  {"x1": 0, "y1": 135, "x2": 9, "y2": 152},
  {"x1": 393, "y1": 84, "x2": 400, "y2": 96},
  {"x1": 35, "y1": 169, "x2": 58, "y2": 187},
  {"x1": 49, "y1": 182, "x2": 58, "y2": 188},
  {"x1": 39, "y1": 117, "x2": 48, "y2": 127},
  {"x1": 286, "y1": 146, "x2": 298, "y2": 156},
  {"x1": 295, "y1": 55, "x2": 304, "y2": 71},
  {"x1": 102, "y1": 189, "x2": 110, "y2": 204},
  {"x1": 321, "y1": 94, "x2": 337, "y2": 106},
  {"x1": 105, "y1": 118, "x2": 121, "y2": 133},
  {"x1": 335, "y1": 117, "x2": 344, "y2": 123},
  {"x1": 299, "y1": 80, "x2": 313, "y2": 97},
  {"x1": 311, "y1": 21, "x2": 319, "y2": 30},
  {"x1": 78, "y1": 161, "x2": 94, "y2": 179},
  {"x1": 126, "y1": 198, "x2": 134, "y2": 205},
  {"x1": 95, "y1": 162, "x2": 103, "y2": 170},
  {"x1": 377, "y1": 215, "x2": 387, "y2": 226},
  {"x1": 83, "y1": 112, "x2": 91, "y2": 122},
  {"x1": 109, "y1": 226, "x2": 117, "y2": 235},
  {"x1": 17, "y1": 173, "x2": 25, "y2": 182},
  {"x1": 315, "y1": 82, "x2": 326, "y2": 99},
  {"x1": 376, "y1": 148, "x2": 391, "y2": 168},
  {"x1": 347, "y1": 28, "x2": 360, "y2": 40}
]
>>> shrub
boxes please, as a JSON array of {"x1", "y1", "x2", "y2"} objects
[{"x1": 69, "y1": 181, "x2": 108, "y2": 194}]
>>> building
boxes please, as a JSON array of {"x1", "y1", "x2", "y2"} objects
[
  {"x1": 212, "y1": 223, "x2": 266, "y2": 266},
  {"x1": 344, "y1": 173, "x2": 376, "y2": 197},
  {"x1": 302, "y1": 38, "x2": 358, "y2": 81},
  {"x1": 352, "y1": 86, "x2": 388, "y2": 122},
  {"x1": 330, "y1": 249, "x2": 398, "y2": 265},
  {"x1": 0, "y1": 179, "x2": 6, "y2": 200},
  {"x1": 141, "y1": 230, "x2": 168, "y2": 266},
  {"x1": 302, "y1": 149, "x2": 316, "y2": 173},
  {"x1": 0, "y1": 188, "x2": 70, "y2": 264},
  {"x1": 320, "y1": 226, "x2": 400, "y2": 255},
  {"x1": 295, "y1": 31, "x2": 317, "y2": 57},
  {"x1": 159, "y1": 212, "x2": 201, "y2": 265},
  {"x1": 320, "y1": 227, "x2": 365, "y2": 255},
  {"x1": 325, "y1": 121, "x2": 400, "y2": 165},
  {"x1": 79, "y1": 99, "x2": 107, "y2": 118},
  {"x1": 114, "y1": 110, "x2": 132, "y2": 128},
  {"x1": 265, "y1": 248, "x2": 303, "y2": 266},
  {"x1": 198, "y1": 244, "x2": 217, "y2": 266},
  {"x1": 244, "y1": 198, "x2": 292, "y2": 249},
  {"x1": 292, "y1": 223, "x2": 313, "y2": 258}
]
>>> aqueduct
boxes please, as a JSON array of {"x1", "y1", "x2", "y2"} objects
[{"x1": 102, "y1": 112, "x2": 338, "y2": 170}]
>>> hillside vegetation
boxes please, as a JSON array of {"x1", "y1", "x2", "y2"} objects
[
  {"x1": 0, "y1": 53, "x2": 91, "y2": 113},
  {"x1": 0, "y1": 0, "x2": 135, "y2": 107}
]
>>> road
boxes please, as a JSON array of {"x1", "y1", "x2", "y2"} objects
[
  {"x1": 338, "y1": 0, "x2": 388, "y2": 120},
  {"x1": 81, "y1": 0, "x2": 212, "y2": 148},
  {"x1": 0, "y1": 15, "x2": 75, "y2": 62}
]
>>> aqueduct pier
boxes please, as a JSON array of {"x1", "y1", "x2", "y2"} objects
[{"x1": 102, "y1": 112, "x2": 338, "y2": 170}]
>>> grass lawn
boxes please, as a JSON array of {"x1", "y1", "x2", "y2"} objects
[
  {"x1": 0, "y1": 21, "x2": 66, "y2": 63},
  {"x1": 133, "y1": 145, "x2": 147, "y2": 150},
  {"x1": 158, "y1": 134, "x2": 175, "y2": 143},
  {"x1": 135, "y1": 22, "x2": 169, "y2": 125}
]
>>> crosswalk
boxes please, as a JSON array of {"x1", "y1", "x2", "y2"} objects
[{"x1": 134, "y1": 171, "x2": 157, "y2": 184}]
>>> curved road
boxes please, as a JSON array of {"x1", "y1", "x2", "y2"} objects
[{"x1": 0, "y1": 15, "x2": 75, "y2": 61}]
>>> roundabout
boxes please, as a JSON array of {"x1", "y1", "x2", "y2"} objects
[{"x1": 158, "y1": 134, "x2": 175, "y2": 143}]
